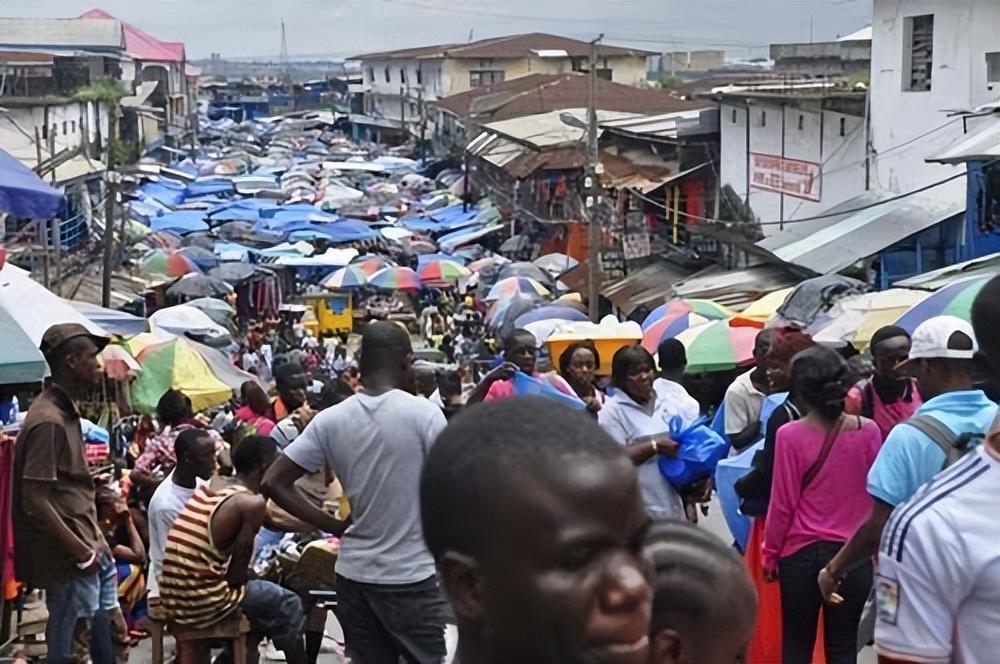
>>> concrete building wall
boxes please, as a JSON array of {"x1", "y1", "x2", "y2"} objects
[
  {"x1": 869, "y1": 0, "x2": 1000, "y2": 196},
  {"x1": 718, "y1": 100, "x2": 866, "y2": 235},
  {"x1": 0, "y1": 102, "x2": 97, "y2": 165}
]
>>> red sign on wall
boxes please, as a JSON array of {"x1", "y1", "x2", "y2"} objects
[{"x1": 750, "y1": 153, "x2": 822, "y2": 201}]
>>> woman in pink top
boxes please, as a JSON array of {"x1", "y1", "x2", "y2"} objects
[
  {"x1": 235, "y1": 380, "x2": 276, "y2": 436},
  {"x1": 466, "y1": 329, "x2": 575, "y2": 404},
  {"x1": 763, "y1": 347, "x2": 882, "y2": 664}
]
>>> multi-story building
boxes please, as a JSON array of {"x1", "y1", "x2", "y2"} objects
[{"x1": 350, "y1": 33, "x2": 653, "y2": 137}]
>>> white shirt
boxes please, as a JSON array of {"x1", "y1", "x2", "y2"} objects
[
  {"x1": 146, "y1": 473, "x2": 200, "y2": 598},
  {"x1": 653, "y1": 378, "x2": 700, "y2": 428},
  {"x1": 723, "y1": 370, "x2": 765, "y2": 436},
  {"x1": 598, "y1": 390, "x2": 684, "y2": 520},
  {"x1": 284, "y1": 390, "x2": 447, "y2": 584},
  {"x1": 874, "y1": 442, "x2": 1000, "y2": 664}
]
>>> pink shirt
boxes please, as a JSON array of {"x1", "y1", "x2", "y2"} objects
[
  {"x1": 845, "y1": 379, "x2": 922, "y2": 440},
  {"x1": 235, "y1": 405, "x2": 276, "y2": 436},
  {"x1": 763, "y1": 416, "x2": 883, "y2": 570},
  {"x1": 484, "y1": 372, "x2": 575, "y2": 401}
]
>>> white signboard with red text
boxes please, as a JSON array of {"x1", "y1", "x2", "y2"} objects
[{"x1": 750, "y1": 153, "x2": 822, "y2": 201}]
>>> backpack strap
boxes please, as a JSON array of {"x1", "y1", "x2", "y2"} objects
[{"x1": 903, "y1": 414, "x2": 974, "y2": 469}]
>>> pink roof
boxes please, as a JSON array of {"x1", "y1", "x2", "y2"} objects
[{"x1": 79, "y1": 8, "x2": 184, "y2": 62}]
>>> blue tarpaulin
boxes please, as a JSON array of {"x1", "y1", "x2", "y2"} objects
[
  {"x1": 186, "y1": 179, "x2": 235, "y2": 198},
  {"x1": 0, "y1": 148, "x2": 63, "y2": 219},
  {"x1": 281, "y1": 220, "x2": 378, "y2": 243},
  {"x1": 149, "y1": 210, "x2": 209, "y2": 235},
  {"x1": 139, "y1": 179, "x2": 187, "y2": 207}
]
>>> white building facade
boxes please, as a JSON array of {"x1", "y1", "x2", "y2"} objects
[{"x1": 869, "y1": 0, "x2": 1000, "y2": 197}]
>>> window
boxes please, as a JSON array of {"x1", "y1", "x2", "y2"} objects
[
  {"x1": 798, "y1": 114, "x2": 804, "y2": 131},
  {"x1": 478, "y1": 59, "x2": 494, "y2": 68},
  {"x1": 416, "y1": 67, "x2": 422, "y2": 85},
  {"x1": 62, "y1": 121, "x2": 67, "y2": 134},
  {"x1": 903, "y1": 14, "x2": 934, "y2": 91},
  {"x1": 987, "y1": 51, "x2": 1000, "y2": 83},
  {"x1": 761, "y1": 110, "x2": 766, "y2": 127},
  {"x1": 366, "y1": 67, "x2": 374, "y2": 83},
  {"x1": 595, "y1": 68, "x2": 612, "y2": 81},
  {"x1": 71, "y1": 120, "x2": 76, "y2": 134},
  {"x1": 400, "y1": 68, "x2": 406, "y2": 85},
  {"x1": 41, "y1": 123, "x2": 47, "y2": 139},
  {"x1": 470, "y1": 70, "x2": 505, "y2": 88},
  {"x1": 731, "y1": 108, "x2": 737, "y2": 123},
  {"x1": 839, "y1": 117, "x2": 846, "y2": 136},
  {"x1": 384, "y1": 67, "x2": 390, "y2": 83}
]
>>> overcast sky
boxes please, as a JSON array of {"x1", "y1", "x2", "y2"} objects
[{"x1": 0, "y1": 0, "x2": 872, "y2": 60}]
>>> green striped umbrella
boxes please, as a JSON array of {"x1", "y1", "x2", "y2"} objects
[
  {"x1": 896, "y1": 276, "x2": 990, "y2": 333},
  {"x1": 674, "y1": 319, "x2": 759, "y2": 373}
]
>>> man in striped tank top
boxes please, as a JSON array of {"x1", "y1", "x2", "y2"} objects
[{"x1": 160, "y1": 435, "x2": 307, "y2": 663}]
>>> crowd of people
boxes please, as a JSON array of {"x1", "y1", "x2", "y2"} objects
[{"x1": 8, "y1": 274, "x2": 999, "y2": 664}]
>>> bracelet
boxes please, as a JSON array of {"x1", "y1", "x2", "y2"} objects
[{"x1": 76, "y1": 550, "x2": 97, "y2": 570}]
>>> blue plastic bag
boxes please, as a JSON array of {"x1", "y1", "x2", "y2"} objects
[
  {"x1": 511, "y1": 371, "x2": 586, "y2": 410},
  {"x1": 715, "y1": 440, "x2": 762, "y2": 552},
  {"x1": 657, "y1": 415, "x2": 730, "y2": 490}
]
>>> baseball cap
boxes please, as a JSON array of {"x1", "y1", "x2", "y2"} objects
[
  {"x1": 40, "y1": 323, "x2": 109, "y2": 357},
  {"x1": 907, "y1": 315, "x2": 978, "y2": 361}
]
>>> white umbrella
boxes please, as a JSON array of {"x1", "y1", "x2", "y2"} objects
[
  {"x1": 150, "y1": 304, "x2": 229, "y2": 338},
  {"x1": 380, "y1": 226, "x2": 414, "y2": 242},
  {"x1": 0, "y1": 264, "x2": 107, "y2": 344},
  {"x1": 185, "y1": 297, "x2": 237, "y2": 326}
]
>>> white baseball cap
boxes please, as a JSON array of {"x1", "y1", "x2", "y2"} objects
[{"x1": 908, "y1": 315, "x2": 979, "y2": 361}]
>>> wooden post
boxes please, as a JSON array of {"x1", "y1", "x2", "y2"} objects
[{"x1": 101, "y1": 104, "x2": 118, "y2": 308}]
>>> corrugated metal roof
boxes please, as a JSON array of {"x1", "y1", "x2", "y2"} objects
[
  {"x1": 756, "y1": 189, "x2": 964, "y2": 275},
  {"x1": 600, "y1": 109, "x2": 716, "y2": 139},
  {"x1": 352, "y1": 32, "x2": 653, "y2": 61},
  {"x1": 0, "y1": 18, "x2": 124, "y2": 51},
  {"x1": 895, "y1": 252, "x2": 1000, "y2": 290},
  {"x1": 601, "y1": 260, "x2": 694, "y2": 314},
  {"x1": 926, "y1": 117, "x2": 1000, "y2": 164},
  {"x1": 481, "y1": 109, "x2": 640, "y2": 148},
  {"x1": 671, "y1": 264, "x2": 799, "y2": 310}
]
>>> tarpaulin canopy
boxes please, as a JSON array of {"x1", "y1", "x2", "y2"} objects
[
  {"x1": 149, "y1": 210, "x2": 210, "y2": 235},
  {"x1": 0, "y1": 147, "x2": 63, "y2": 219}
]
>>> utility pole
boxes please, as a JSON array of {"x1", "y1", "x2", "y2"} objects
[
  {"x1": 101, "y1": 105, "x2": 118, "y2": 308},
  {"x1": 400, "y1": 85, "x2": 406, "y2": 136},
  {"x1": 586, "y1": 34, "x2": 603, "y2": 322},
  {"x1": 417, "y1": 85, "x2": 426, "y2": 161}
]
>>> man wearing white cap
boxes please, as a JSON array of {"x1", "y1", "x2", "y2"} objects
[{"x1": 818, "y1": 316, "x2": 997, "y2": 605}]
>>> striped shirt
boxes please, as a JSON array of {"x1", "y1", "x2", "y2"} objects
[{"x1": 159, "y1": 483, "x2": 247, "y2": 628}]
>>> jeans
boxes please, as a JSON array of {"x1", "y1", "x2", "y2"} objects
[
  {"x1": 336, "y1": 574, "x2": 451, "y2": 664},
  {"x1": 44, "y1": 551, "x2": 123, "y2": 664},
  {"x1": 241, "y1": 579, "x2": 306, "y2": 654},
  {"x1": 778, "y1": 541, "x2": 873, "y2": 664}
]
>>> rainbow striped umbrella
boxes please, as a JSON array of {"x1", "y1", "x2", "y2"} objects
[
  {"x1": 351, "y1": 255, "x2": 395, "y2": 276},
  {"x1": 642, "y1": 312, "x2": 710, "y2": 352},
  {"x1": 675, "y1": 319, "x2": 759, "y2": 373},
  {"x1": 418, "y1": 259, "x2": 470, "y2": 283},
  {"x1": 322, "y1": 265, "x2": 369, "y2": 290},
  {"x1": 485, "y1": 277, "x2": 550, "y2": 301},
  {"x1": 641, "y1": 298, "x2": 733, "y2": 331},
  {"x1": 166, "y1": 252, "x2": 202, "y2": 277},
  {"x1": 369, "y1": 266, "x2": 423, "y2": 291},
  {"x1": 896, "y1": 276, "x2": 991, "y2": 333}
]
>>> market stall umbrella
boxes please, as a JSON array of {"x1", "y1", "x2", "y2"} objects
[
  {"x1": 166, "y1": 252, "x2": 202, "y2": 277},
  {"x1": 674, "y1": 319, "x2": 760, "y2": 373},
  {"x1": 185, "y1": 297, "x2": 236, "y2": 326},
  {"x1": 0, "y1": 263, "x2": 107, "y2": 344},
  {"x1": 641, "y1": 298, "x2": 734, "y2": 331},
  {"x1": 417, "y1": 252, "x2": 468, "y2": 267},
  {"x1": 896, "y1": 276, "x2": 991, "y2": 333},
  {"x1": 409, "y1": 240, "x2": 438, "y2": 254},
  {"x1": 141, "y1": 250, "x2": 170, "y2": 276},
  {"x1": 369, "y1": 266, "x2": 423, "y2": 291},
  {"x1": 533, "y1": 253, "x2": 579, "y2": 277},
  {"x1": 150, "y1": 303, "x2": 230, "y2": 339},
  {"x1": 0, "y1": 307, "x2": 46, "y2": 384},
  {"x1": 100, "y1": 344, "x2": 141, "y2": 381},
  {"x1": 177, "y1": 245, "x2": 220, "y2": 271},
  {"x1": 380, "y1": 226, "x2": 414, "y2": 242},
  {"x1": 417, "y1": 259, "x2": 470, "y2": 283},
  {"x1": 167, "y1": 274, "x2": 234, "y2": 299},
  {"x1": 208, "y1": 262, "x2": 257, "y2": 284},
  {"x1": 322, "y1": 265, "x2": 369, "y2": 290},
  {"x1": 499, "y1": 261, "x2": 555, "y2": 287},
  {"x1": 641, "y1": 312, "x2": 710, "y2": 352},
  {"x1": 0, "y1": 146, "x2": 63, "y2": 219},
  {"x1": 738, "y1": 288, "x2": 794, "y2": 321},
  {"x1": 514, "y1": 304, "x2": 589, "y2": 328},
  {"x1": 467, "y1": 255, "x2": 511, "y2": 273},
  {"x1": 811, "y1": 289, "x2": 930, "y2": 351},
  {"x1": 485, "y1": 276, "x2": 550, "y2": 302},
  {"x1": 180, "y1": 233, "x2": 217, "y2": 251},
  {"x1": 487, "y1": 294, "x2": 538, "y2": 339},
  {"x1": 69, "y1": 301, "x2": 148, "y2": 337},
  {"x1": 130, "y1": 337, "x2": 235, "y2": 413},
  {"x1": 351, "y1": 254, "x2": 394, "y2": 275}
]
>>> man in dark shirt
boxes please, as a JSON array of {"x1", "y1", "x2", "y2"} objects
[{"x1": 13, "y1": 323, "x2": 128, "y2": 663}]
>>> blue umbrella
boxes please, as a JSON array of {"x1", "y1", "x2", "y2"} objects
[
  {"x1": 149, "y1": 210, "x2": 209, "y2": 235},
  {"x1": 514, "y1": 304, "x2": 589, "y2": 327}
]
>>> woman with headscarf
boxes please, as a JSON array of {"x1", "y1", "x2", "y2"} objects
[
  {"x1": 558, "y1": 341, "x2": 603, "y2": 415},
  {"x1": 598, "y1": 345, "x2": 684, "y2": 520}
]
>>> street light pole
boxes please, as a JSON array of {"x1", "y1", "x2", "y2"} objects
[{"x1": 586, "y1": 34, "x2": 603, "y2": 322}]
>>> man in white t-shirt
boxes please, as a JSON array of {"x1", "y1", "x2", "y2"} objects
[
  {"x1": 263, "y1": 322, "x2": 450, "y2": 664},
  {"x1": 145, "y1": 429, "x2": 216, "y2": 611},
  {"x1": 654, "y1": 338, "x2": 700, "y2": 427},
  {"x1": 723, "y1": 329, "x2": 774, "y2": 449}
]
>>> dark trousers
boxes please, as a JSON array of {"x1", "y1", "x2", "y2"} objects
[
  {"x1": 335, "y1": 574, "x2": 451, "y2": 664},
  {"x1": 778, "y1": 541, "x2": 872, "y2": 664}
]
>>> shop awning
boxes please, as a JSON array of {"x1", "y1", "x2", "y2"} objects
[
  {"x1": 925, "y1": 118, "x2": 1000, "y2": 164},
  {"x1": 601, "y1": 260, "x2": 694, "y2": 314},
  {"x1": 756, "y1": 189, "x2": 964, "y2": 275},
  {"x1": 0, "y1": 147, "x2": 63, "y2": 218}
]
